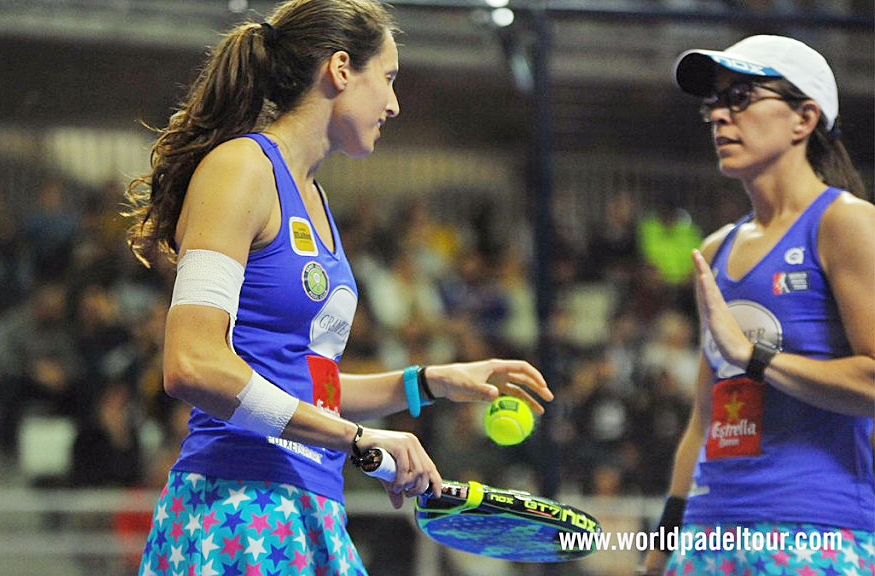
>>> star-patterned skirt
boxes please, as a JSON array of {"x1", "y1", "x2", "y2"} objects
[
  {"x1": 663, "y1": 522, "x2": 874, "y2": 576},
  {"x1": 138, "y1": 471, "x2": 367, "y2": 576}
]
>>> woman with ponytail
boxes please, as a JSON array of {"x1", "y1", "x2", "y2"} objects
[
  {"x1": 640, "y1": 35, "x2": 874, "y2": 576},
  {"x1": 128, "y1": 1, "x2": 553, "y2": 574}
]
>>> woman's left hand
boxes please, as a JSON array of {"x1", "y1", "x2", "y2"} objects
[
  {"x1": 424, "y1": 359, "x2": 553, "y2": 415},
  {"x1": 692, "y1": 249, "x2": 752, "y2": 368}
]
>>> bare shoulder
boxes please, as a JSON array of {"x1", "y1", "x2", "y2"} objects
[
  {"x1": 186, "y1": 137, "x2": 276, "y2": 212},
  {"x1": 699, "y1": 223, "x2": 736, "y2": 263},
  {"x1": 821, "y1": 192, "x2": 875, "y2": 237},
  {"x1": 193, "y1": 137, "x2": 274, "y2": 189},
  {"x1": 819, "y1": 191, "x2": 875, "y2": 275},
  {"x1": 176, "y1": 137, "x2": 277, "y2": 255}
]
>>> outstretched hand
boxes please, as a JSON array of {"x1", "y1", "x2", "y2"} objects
[
  {"x1": 425, "y1": 359, "x2": 553, "y2": 415},
  {"x1": 692, "y1": 249, "x2": 752, "y2": 368}
]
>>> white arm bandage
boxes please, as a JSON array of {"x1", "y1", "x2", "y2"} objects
[
  {"x1": 230, "y1": 371, "x2": 300, "y2": 438},
  {"x1": 171, "y1": 248, "x2": 245, "y2": 316},
  {"x1": 170, "y1": 249, "x2": 245, "y2": 345}
]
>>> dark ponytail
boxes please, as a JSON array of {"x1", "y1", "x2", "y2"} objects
[
  {"x1": 124, "y1": 0, "x2": 396, "y2": 267},
  {"x1": 805, "y1": 118, "x2": 866, "y2": 199},
  {"x1": 776, "y1": 78, "x2": 866, "y2": 199}
]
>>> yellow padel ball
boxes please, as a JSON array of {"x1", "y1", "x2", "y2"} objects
[{"x1": 484, "y1": 396, "x2": 534, "y2": 446}]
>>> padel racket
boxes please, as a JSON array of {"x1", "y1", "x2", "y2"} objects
[{"x1": 353, "y1": 448, "x2": 601, "y2": 562}]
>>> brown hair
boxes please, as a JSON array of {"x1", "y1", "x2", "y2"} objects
[
  {"x1": 124, "y1": 0, "x2": 397, "y2": 266},
  {"x1": 775, "y1": 78, "x2": 866, "y2": 199}
]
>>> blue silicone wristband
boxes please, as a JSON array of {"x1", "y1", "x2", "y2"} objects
[{"x1": 404, "y1": 365, "x2": 422, "y2": 418}]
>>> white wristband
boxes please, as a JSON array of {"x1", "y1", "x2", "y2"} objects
[{"x1": 229, "y1": 371, "x2": 299, "y2": 438}]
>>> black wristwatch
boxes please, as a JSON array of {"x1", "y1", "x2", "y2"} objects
[{"x1": 746, "y1": 340, "x2": 780, "y2": 382}]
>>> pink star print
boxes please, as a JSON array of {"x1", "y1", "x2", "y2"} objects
[
  {"x1": 202, "y1": 511, "x2": 220, "y2": 532},
  {"x1": 244, "y1": 563, "x2": 263, "y2": 576},
  {"x1": 170, "y1": 497, "x2": 186, "y2": 516},
  {"x1": 291, "y1": 550, "x2": 309, "y2": 571},
  {"x1": 222, "y1": 534, "x2": 244, "y2": 557},
  {"x1": 169, "y1": 521, "x2": 185, "y2": 540},
  {"x1": 271, "y1": 521, "x2": 295, "y2": 542},
  {"x1": 248, "y1": 514, "x2": 271, "y2": 535},
  {"x1": 322, "y1": 513, "x2": 335, "y2": 532}
]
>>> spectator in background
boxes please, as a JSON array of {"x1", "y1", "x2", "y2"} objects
[
  {"x1": 585, "y1": 189, "x2": 639, "y2": 284},
  {"x1": 0, "y1": 191, "x2": 27, "y2": 313},
  {"x1": 559, "y1": 351, "x2": 634, "y2": 493},
  {"x1": 639, "y1": 309, "x2": 699, "y2": 399},
  {"x1": 70, "y1": 279, "x2": 133, "y2": 421},
  {"x1": 68, "y1": 185, "x2": 133, "y2": 284},
  {"x1": 0, "y1": 281, "x2": 82, "y2": 465},
  {"x1": 637, "y1": 195, "x2": 701, "y2": 316},
  {"x1": 602, "y1": 310, "x2": 643, "y2": 398},
  {"x1": 128, "y1": 297, "x2": 170, "y2": 426},
  {"x1": 400, "y1": 198, "x2": 459, "y2": 281},
  {"x1": 628, "y1": 369, "x2": 690, "y2": 495},
  {"x1": 22, "y1": 176, "x2": 80, "y2": 280},
  {"x1": 440, "y1": 249, "x2": 509, "y2": 356},
  {"x1": 494, "y1": 247, "x2": 538, "y2": 358},
  {"x1": 362, "y1": 241, "x2": 453, "y2": 369},
  {"x1": 70, "y1": 382, "x2": 142, "y2": 487}
]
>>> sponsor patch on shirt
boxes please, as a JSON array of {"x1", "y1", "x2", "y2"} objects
[
  {"x1": 783, "y1": 247, "x2": 805, "y2": 265},
  {"x1": 302, "y1": 261, "x2": 329, "y2": 302},
  {"x1": 706, "y1": 376, "x2": 765, "y2": 460},
  {"x1": 308, "y1": 286, "x2": 356, "y2": 359},
  {"x1": 773, "y1": 272, "x2": 809, "y2": 294},
  {"x1": 290, "y1": 217, "x2": 318, "y2": 256},
  {"x1": 307, "y1": 355, "x2": 341, "y2": 416}
]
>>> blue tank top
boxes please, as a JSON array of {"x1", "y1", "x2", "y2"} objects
[
  {"x1": 172, "y1": 134, "x2": 359, "y2": 502},
  {"x1": 686, "y1": 187, "x2": 874, "y2": 530}
]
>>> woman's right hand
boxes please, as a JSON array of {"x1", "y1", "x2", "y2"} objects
[{"x1": 357, "y1": 427, "x2": 442, "y2": 509}]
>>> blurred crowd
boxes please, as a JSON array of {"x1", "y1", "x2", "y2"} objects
[{"x1": 0, "y1": 165, "x2": 711, "y2": 501}]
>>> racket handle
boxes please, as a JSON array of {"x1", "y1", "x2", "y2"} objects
[{"x1": 360, "y1": 447, "x2": 397, "y2": 482}]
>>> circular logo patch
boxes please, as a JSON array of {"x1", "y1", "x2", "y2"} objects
[{"x1": 302, "y1": 261, "x2": 329, "y2": 302}]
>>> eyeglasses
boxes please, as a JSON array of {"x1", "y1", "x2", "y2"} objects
[{"x1": 698, "y1": 81, "x2": 801, "y2": 123}]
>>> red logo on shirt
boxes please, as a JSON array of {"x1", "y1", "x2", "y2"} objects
[
  {"x1": 706, "y1": 376, "x2": 764, "y2": 460},
  {"x1": 307, "y1": 355, "x2": 341, "y2": 415}
]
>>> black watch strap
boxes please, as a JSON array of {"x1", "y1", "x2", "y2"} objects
[{"x1": 746, "y1": 340, "x2": 779, "y2": 382}]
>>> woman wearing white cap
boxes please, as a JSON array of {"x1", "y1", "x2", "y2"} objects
[{"x1": 641, "y1": 35, "x2": 874, "y2": 575}]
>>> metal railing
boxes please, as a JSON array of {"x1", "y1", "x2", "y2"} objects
[{"x1": 0, "y1": 486, "x2": 661, "y2": 576}]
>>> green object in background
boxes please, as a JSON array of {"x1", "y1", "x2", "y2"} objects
[{"x1": 638, "y1": 209, "x2": 703, "y2": 285}]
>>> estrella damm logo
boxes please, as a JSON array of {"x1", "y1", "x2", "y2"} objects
[{"x1": 302, "y1": 261, "x2": 329, "y2": 302}]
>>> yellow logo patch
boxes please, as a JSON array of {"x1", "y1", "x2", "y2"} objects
[{"x1": 290, "y1": 217, "x2": 318, "y2": 256}]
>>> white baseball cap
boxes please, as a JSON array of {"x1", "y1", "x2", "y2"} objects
[{"x1": 673, "y1": 35, "x2": 838, "y2": 130}]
